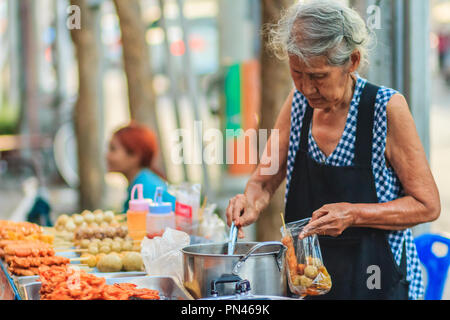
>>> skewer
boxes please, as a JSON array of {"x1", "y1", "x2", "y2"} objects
[
  {"x1": 198, "y1": 196, "x2": 208, "y2": 222},
  {"x1": 43, "y1": 227, "x2": 56, "y2": 234},
  {"x1": 114, "y1": 214, "x2": 126, "y2": 222},
  {"x1": 70, "y1": 257, "x2": 90, "y2": 262},
  {"x1": 69, "y1": 265, "x2": 94, "y2": 272},
  {"x1": 55, "y1": 248, "x2": 88, "y2": 253},
  {"x1": 280, "y1": 212, "x2": 287, "y2": 234}
]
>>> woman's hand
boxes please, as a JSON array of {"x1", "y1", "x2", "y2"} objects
[
  {"x1": 226, "y1": 194, "x2": 262, "y2": 239},
  {"x1": 299, "y1": 203, "x2": 356, "y2": 239}
]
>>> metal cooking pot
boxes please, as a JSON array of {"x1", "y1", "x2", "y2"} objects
[{"x1": 182, "y1": 241, "x2": 287, "y2": 299}]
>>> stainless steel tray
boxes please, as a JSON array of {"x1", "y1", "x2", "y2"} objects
[
  {"x1": 14, "y1": 271, "x2": 147, "y2": 289},
  {"x1": 21, "y1": 276, "x2": 193, "y2": 300}
]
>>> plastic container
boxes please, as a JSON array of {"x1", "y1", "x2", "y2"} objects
[
  {"x1": 146, "y1": 187, "x2": 175, "y2": 239},
  {"x1": 170, "y1": 183, "x2": 201, "y2": 234},
  {"x1": 280, "y1": 218, "x2": 332, "y2": 297},
  {"x1": 127, "y1": 184, "x2": 149, "y2": 241}
]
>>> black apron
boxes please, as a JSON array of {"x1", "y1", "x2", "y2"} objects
[{"x1": 285, "y1": 82, "x2": 409, "y2": 300}]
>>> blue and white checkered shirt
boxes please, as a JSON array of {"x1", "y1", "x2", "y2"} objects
[{"x1": 285, "y1": 74, "x2": 425, "y2": 300}]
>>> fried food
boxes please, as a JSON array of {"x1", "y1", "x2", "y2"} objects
[
  {"x1": 39, "y1": 265, "x2": 159, "y2": 300},
  {"x1": 122, "y1": 252, "x2": 143, "y2": 272},
  {"x1": 97, "y1": 253, "x2": 122, "y2": 272}
]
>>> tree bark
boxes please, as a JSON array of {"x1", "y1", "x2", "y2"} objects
[
  {"x1": 257, "y1": 0, "x2": 294, "y2": 242},
  {"x1": 70, "y1": 0, "x2": 104, "y2": 210},
  {"x1": 113, "y1": 0, "x2": 164, "y2": 176}
]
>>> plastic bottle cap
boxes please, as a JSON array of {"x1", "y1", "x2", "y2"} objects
[
  {"x1": 129, "y1": 184, "x2": 149, "y2": 212},
  {"x1": 149, "y1": 202, "x2": 173, "y2": 214},
  {"x1": 149, "y1": 186, "x2": 173, "y2": 215}
]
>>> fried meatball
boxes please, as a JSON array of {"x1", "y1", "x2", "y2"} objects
[
  {"x1": 122, "y1": 252, "x2": 143, "y2": 271},
  {"x1": 97, "y1": 254, "x2": 123, "y2": 272},
  {"x1": 304, "y1": 265, "x2": 319, "y2": 279}
]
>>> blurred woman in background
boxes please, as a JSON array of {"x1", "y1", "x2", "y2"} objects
[{"x1": 106, "y1": 123, "x2": 175, "y2": 212}]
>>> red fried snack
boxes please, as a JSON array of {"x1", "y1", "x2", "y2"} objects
[{"x1": 39, "y1": 266, "x2": 160, "y2": 300}]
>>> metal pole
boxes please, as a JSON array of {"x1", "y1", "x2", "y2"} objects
[
  {"x1": 54, "y1": 0, "x2": 73, "y2": 117},
  {"x1": 403, "y1": 0, "x2": 431, "y2": 236},
  {"x1": 175, "y1": 0, "x2": 212, "y2": 197},
  {"x1": 157, "y1": 0, "x2": 188, "y2": 183},
  {"x1": 393, "y1": 0, "x2": 405, "y2": 93}
]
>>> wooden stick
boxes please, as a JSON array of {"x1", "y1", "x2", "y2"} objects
[
  {"x1": 69, "y1": 265, "x2": 94, "y2": 272},
  {"x1": 114, "y1": 214, "x2": 126, "y2": 222},
  {"x1": 55, "y1": 248, "x2": 88, "y2": 253},
  {"x1": 43, "y1": 227, "x2": 56, "y2": 234},
  {"x1": 280, "y1": 212, "x2": 287, "y2": 234},
  {"x1": 70, "y1": 257, "x2": 90, "y2": 262},
  {"x1": 198, "y1": 196, "x2": 208, "y2": 222}
]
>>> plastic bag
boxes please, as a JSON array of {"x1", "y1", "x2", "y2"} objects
[
  {"x1": 169, "y1": 183, "x2": 201, "y2": 233},
  {"x1": 141, "y1": 228, "x2": 190, "y2": 283},
  {"x1": 280, "y1": 218, "x2": 332, "y2": 297},
  {"x1": 196, "y1": 204, "x2": 228, "y2": 242}
]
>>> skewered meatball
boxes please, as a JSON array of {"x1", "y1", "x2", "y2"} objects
[
  {"x1": 89, "y1": 222, "x2": 99, "y2": 229},
  {"x1": 88, "y1": 245, "x2": 99, "y2": 255},
  {"x1": 94, "y1": 212, "x2": 104, "y2": 224},
  {"x1": 93, "y1": 228, "x2": 105, "y2": 239},
  {"x1": 84, "y1": 212, "x2": 95, "y2": 223},
  {"x1": 65, "y1": 219, "x2": 76, "y2": 232},
  {"x1": 102, "y1": 238, "x2": 113, "y2": 245},
  {"x1": 97, "y1": 253, "x2": 122, "y2": 272},
  {"x1": 122, "y1": 241, "x2": 133, "y2": 252},
  {"x1": 73, "y1": 214, "x2": 84, "y2": 226},
  {"x1": 100, "y1": 222, "x2": 109, "y2": 228},
  {"x1": 104, "y1": 211, "x2": 114, "y2": 223},
  {"x1": 111, "y1": 242, "x2": 121, "y2": 253},
  {"x1": 119, "y1": 226, "x2": 128, "y2": 238},
  {"x1": 105, "y1": 227, "x2": 116, "y2": 238},
  {"x1": 80, "y1": 239, "x2": 91, "y2": 249},
  {"x1": 56, "y1": 214, "x2": 70, "y2": 226},
  {"x1": 122, "y1": 252, "x2": 143, "y2": 271},
  {"x1": 99, "y1": 245, "x2": 111, "y2": 254},
  {"x1": 113, "y1": 237, "x2": 124, "y2": 243},
  {"x1": 84, "y1": 228, "x2": 95, "y2": 239}
]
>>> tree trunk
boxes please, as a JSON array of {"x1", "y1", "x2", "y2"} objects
[
  {"x1": 70, "y1": 0, "x2": 104, "y2": 210},
  {"x1": 257, "y1": 0, "x2": 294, "y2": 242},
  {"x1": 113, "y1": 0, "x2": 165, "y2": 176}
]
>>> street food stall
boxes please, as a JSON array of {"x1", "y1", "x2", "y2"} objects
[{"x1": 0, "y1": 207, "x2": 332, "y2": 300}]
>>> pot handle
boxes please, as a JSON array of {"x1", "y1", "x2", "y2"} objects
[
  {"x1": 232, "y1": 241, "x2": 285, "y2": 275},
  {"x1": 210, "y1": 274, "x2": 242, "y2": 297}
]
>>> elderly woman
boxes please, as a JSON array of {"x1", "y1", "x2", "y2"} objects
[{"x1": 226, "y1": 1, "x2": 440, "y2": 300}]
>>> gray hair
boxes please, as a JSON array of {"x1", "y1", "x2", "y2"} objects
[{"x1": 266, "y1": 0, "x2": 375, "y2": 70}]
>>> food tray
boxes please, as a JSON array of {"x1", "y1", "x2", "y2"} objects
[
  {"x1": 21, "y1": 276, "x2": 193, "y2": 300},
  {"x1": 0, "y1": 260, "x2": 21, "y2": 300}
]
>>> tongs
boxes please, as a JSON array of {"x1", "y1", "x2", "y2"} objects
[{"x1": 227, "y1": 222, "x2": 239, "y2": 255}]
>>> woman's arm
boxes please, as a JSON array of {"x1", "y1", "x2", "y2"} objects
[
  {"x1": 226, "y1": 89, "x2": 294, "y2": 238},
  {"x1": 300, "y1": 94, "x2": 441, "y2": 238}
]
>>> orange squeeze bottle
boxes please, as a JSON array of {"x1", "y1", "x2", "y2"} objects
[{"x1": 127, "y1": 184, "x2": 149, "y2": 241}]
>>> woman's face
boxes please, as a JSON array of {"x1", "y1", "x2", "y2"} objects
[
  {"x1": 106, "y1": 136, "x2": 140, "y2": 174},
  {"x1": 288, "y1": 54, "x2": 357, "y2": 109}
]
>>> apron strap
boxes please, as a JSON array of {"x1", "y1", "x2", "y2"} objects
[
  {"x1": 354, "y1": 82, "x2": 380, "y2": 167},
  {"x1": 298, "y1": 81, "x2": 380, "y2": 162},
  {"x1": 299, "y1": 104, "x2": 313, "y2": 152}
]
